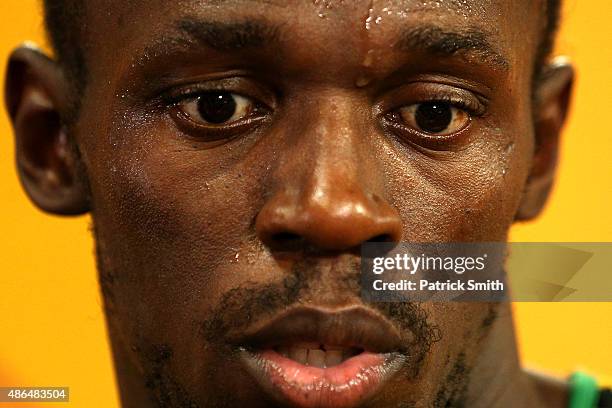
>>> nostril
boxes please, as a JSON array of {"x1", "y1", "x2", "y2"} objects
[
  {"x1": 366, "y1": 234, "x2": 399, "y2": 256},
  {"x1": 271, "y1": 232, "x2": 302, "y2": 242},
  {"x1": 368, "y1": 234, "x2": 394, "y2": 243},
  {"x1": 266, "y1": 231, "x2": 306, "y2": 252}
]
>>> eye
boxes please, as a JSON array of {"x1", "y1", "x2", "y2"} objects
[
  {"x1": 178, "y1": 91, "x2": 256, "y2": 126},
  {"x1": 398, "y1": 102, "x2": 470, "y2": 136}
]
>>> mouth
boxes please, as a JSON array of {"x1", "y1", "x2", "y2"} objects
[{"x1": 236, "y1": 306, "x2": 407, "y2": 408}]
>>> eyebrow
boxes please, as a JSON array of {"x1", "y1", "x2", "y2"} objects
[
  {"x1": 176, "y1": 18, "x2": 281, "y2": 51},
  {"x1": 396, "y1": 26, "x2": 510, "y2": 69}
]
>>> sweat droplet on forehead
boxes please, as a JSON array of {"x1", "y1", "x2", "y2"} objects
[
  {"x1": 358, "y1": 2, "x2": 383, "y2": 87},
  {"x1": 312, "y1": 0, "x2": 345, "y2": 18},
  {"x1": 355, "y1": 75, "x2": 373, "y2": 87},
  {"x1": 362, "y1": 49, "x2": 376, "y2": 67},
  {"x1": 349, "y1": 0, "x2": 496, "y2": 88}
]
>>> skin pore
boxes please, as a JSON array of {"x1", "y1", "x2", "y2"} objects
[{"x1": 5, "y1": 0, "x2": 574, "y2": 406}]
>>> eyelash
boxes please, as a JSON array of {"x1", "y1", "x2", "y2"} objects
[
  {"x1": 413, "y1": 95, "x2": 484, "y2": 117},
  {"x1": 163, "y1": 87, "x2": 232, "y2": 106}
]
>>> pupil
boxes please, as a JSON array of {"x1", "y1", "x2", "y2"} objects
[
  {"x1": 415, "y1": 102, "x2": 452, "y2": 133},
  {"x1": 197, "y1": 92, "x2": 237, "y2": 124}
]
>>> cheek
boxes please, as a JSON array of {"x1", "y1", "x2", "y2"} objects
[
  {"x1": 426, "y1": 303, "x2": 501, "y2": 344},
  {"x1": 423, "y1": 302, "x2": 502, "y2": 383},
  {"x1": 88, "y1": 112, "x2": 266, "y2": 270},
  {"x1": 379, "y1": 302, "x2": 502, "y2": 406},
  {"x1": 85, "y1": 122, "x2": 276, "y2": 343},
  {"x1": 384, "y1": 126, "x2": 532, "y2": 241}
]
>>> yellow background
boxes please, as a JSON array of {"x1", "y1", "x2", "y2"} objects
[{"x1": 0, "y1": 1, "x2": 610, "y2": 406}]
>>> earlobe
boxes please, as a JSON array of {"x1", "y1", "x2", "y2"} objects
[
  {"x1": 515, "y1": 58, "x2": 574, "y2": 221},
  {"x1": 4, "y1": 45, "x2": 90, "y2": 215}
]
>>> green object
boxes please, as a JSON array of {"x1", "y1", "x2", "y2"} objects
[{"x1": 569, "y1": 372, "x2": 599, "y2": 408}]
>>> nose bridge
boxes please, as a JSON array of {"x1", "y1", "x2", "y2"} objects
[
  {"x1": 256, "y1": 93, "x2": 402, "y2": 251},
  {"x1": 302, "y1": 99, "x2": 366, "y2": 204}
]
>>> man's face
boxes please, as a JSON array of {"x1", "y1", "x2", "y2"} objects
[{"x1": 70, "y1": 0, "x2": 540, "y2": 406}]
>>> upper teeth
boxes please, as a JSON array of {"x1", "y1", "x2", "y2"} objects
[{"x1": 275, "y1": 343, "x2": 357, "y2": 368}]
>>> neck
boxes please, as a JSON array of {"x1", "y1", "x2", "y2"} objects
[{"x1": 466, "y1": 303, "x2": 565, "y2": 408}]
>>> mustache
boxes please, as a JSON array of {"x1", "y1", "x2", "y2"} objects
[{"x1": 200, "y1": 258, "x2": 440, "y2": 374}]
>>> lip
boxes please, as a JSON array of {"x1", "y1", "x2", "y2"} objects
[{"x1": 235, "y1": 306, "x2": 408, "y2": 408}]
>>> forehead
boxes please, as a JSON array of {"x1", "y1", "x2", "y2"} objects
[{"x1": 84, "y1": 0, "x2": 542, "y2": 64}]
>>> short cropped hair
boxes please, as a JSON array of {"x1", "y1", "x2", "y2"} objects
[{"x1": 44, "y1": 0, "x2": 87, "y2": 91}]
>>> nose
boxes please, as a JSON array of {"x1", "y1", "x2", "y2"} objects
[
  {"x1": 256, "y1": 185, "x2": 402, "y2": 251},
  {"x1": 255, "y1": 101, "x2": 402, "y2": 252}
]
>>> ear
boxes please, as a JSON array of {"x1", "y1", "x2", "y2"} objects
[
  {"x1": 515, "y1": 58, "x2": 574, "y2": 221},
  {"x1": 4, "y1": 45, "x2": 89, "y2": 215}
]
